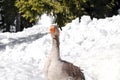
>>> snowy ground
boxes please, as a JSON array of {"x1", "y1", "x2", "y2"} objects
[{"x1": 0, "y1": 14, "x2": 120, "y2": 80}]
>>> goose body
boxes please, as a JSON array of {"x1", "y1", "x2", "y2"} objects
[{"x1": 44, "y1": 25, "x2": 85, "y2": 80}]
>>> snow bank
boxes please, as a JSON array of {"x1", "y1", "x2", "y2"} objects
[{"x1": 0, "y1": 14, "x2": 120, "y2": 80}]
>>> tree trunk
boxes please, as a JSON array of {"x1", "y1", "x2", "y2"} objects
[
  {"x1": 16, "y1": 13, "x2": 21, "y2": 32},
  {"x1": 5, "y1": 23, "x2": 10, "y2": 32}
]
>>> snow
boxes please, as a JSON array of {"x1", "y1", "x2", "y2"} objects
[{"x1": 0, "y1": 14, "x2": 120, "y2": 80}]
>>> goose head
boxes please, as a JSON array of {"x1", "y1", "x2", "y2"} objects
[{"x1": 50, "y1": 25, "x2": 60, "y2": 39}]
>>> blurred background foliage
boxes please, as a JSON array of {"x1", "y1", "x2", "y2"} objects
[{"x1": 0, "y1": 0, "x2": 120, "y2": 32}]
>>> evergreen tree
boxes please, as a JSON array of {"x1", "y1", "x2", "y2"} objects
[
  {"x1": 1, "y1": 0, "x2": 35, "y2": 32},
  {"x1": 1, "y1": 0, "x2": 17, "y2": 32},
  {"x1": 15, "y1": 0, "x2": 119, "y2": 28}
]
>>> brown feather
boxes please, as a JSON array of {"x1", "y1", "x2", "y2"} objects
[{"x1": 62, "y1": 60, "x2": 85, "y2": 80}]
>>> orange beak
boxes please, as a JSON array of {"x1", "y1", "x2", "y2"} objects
[{"x1": 50, "y1": 26, "x2": 55, "y2": 34}]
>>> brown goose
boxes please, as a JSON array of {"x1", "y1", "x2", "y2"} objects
[{"x1": 44, "y1": 25, "x2": 85, "y2": 80}]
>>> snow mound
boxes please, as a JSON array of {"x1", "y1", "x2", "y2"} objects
[{"x1": 0, "y1": 15, "x2": 120, "y2": 80}]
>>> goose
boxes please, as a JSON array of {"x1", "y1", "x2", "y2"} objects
[{"x1": 44, "y1": 25, "x2": 85, "y2": 80}]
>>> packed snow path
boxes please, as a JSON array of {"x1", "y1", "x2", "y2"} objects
[{"x1": 0, "y1": 14, "x2": 120, "y2": 80}]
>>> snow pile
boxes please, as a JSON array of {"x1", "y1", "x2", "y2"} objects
[{"x1": 0, "y1": 14, "x2": 120, "y2": 80}]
